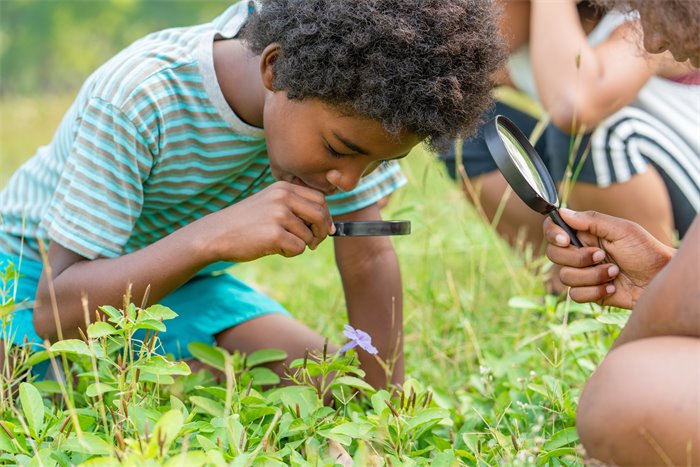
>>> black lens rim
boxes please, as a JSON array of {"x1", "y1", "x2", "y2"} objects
[
  {"x1": 483, "y1": 115, "x2": 559, "y2": 214},
  {"x1": 331, "y1": 220, "x2": 411, "y2": 237}
]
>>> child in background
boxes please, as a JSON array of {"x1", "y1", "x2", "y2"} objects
[
  {"x1": 543, "y1": 2, "x2": 700, "y2": 463},
  {"x1": 442, "y1": 0, "x2": 699, "y2": 250},
  {"x1": 0, "y1": 0, "x2": 503, "y2": 387}
]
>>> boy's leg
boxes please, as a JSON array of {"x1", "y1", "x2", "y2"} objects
[
  {"x1": 155, "y1": 269, "x2": 339, "y2": 384},
  {"x1": 215, "y1": 313, "x2": 337, "y2": 379},
  {"x1": 576, "y1": 336, "x2": 700, "y2": 466}
]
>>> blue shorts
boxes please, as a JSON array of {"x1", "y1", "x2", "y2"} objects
[
  {"x1": 440, "y1": 102, "x2": 699, "y2": 238},
  {"x1": 0, "y1": 251, "x2": 289, "y2": 360}
]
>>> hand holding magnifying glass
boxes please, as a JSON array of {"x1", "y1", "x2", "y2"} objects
[{"x1": 484, "y1": 115, "x2": 583, "y2": 247}]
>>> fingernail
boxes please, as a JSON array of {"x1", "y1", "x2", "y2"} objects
[
  {"x1": 592, "y1": 250, "x2": 605, "y2": 263},
  {"x1": 330, "y1": 223, "x2": 336, "y2": 235},
  {"x1": 560, "y1": 207, "x2": 576, "y2": 216},
  {"x1": 608, "y1": 265, "x2": 619, "y2": 278},
  {"x1": 605, "y1": 284, "x2": 616, "y2": 294},
  {"x1": 555, "y1": 234, "x2": 568, "y2": 246}
]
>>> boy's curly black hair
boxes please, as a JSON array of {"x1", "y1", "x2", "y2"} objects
[{"x1": 243, "y1": 0, "x2": 504, "y2": 148}]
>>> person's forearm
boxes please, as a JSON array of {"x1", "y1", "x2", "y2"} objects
[
  {"x1": 34, "y1": 221, "x2": 217, "y2": 341},
  {"x1": 335, "y1": 238, "x2": 404, "y2": 389},
  {"x1": 530, "y1": 0, "x2": 601, "y2": 128}
]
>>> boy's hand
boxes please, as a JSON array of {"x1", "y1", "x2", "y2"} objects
[
  {"x1": 200, "y1": 181, "x2": 335, "y2": 262},
  {"x1": 543, "y1": 209, "x2": 675, "y2": 309}
]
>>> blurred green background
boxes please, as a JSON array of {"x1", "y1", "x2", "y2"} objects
[{"x1": 0, "y1": 0, "x2": 235, "y2": 186}]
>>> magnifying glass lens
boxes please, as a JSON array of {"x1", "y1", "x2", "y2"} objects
[
  {"x1": 485, "y1": 116, "x2": 583, "y2": 248},
  {"x1": 497, "y1": 124, "x2": 550, "y2": 201}
]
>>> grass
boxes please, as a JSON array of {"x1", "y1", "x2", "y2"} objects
[{"x1": 0, "y1": 95, "x2": 625, "y2": 465}]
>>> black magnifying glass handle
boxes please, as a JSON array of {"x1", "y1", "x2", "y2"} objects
[{"x1": 548, "y1": 210, "x2": 583, "y2": 248}]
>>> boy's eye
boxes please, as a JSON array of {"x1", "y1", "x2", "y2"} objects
[{"x1": 326, "y1": 144, "x2": 352, "y2": 158}]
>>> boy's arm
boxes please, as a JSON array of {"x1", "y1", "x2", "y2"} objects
[
  {"x1": 34, "y1": 182, "x2": 334, "y2": 341},
  {"x1": 333, "y1": 203, "x2": 404, "y2": 390}
]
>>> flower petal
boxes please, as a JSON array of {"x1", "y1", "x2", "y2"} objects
[
  {"x1": 338, "y1": 341, "x2": 357, "y2": 355},
  {"x1": 359, "y1": 341, "x2": 378, "y2": 355}
]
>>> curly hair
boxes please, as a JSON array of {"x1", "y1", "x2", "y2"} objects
[
  {"x1": 595, "y1": 0, "x2": 700, "y2": 54},
  {"x1": 242, "y1": 0, "x2": 505, "y2": 148}
]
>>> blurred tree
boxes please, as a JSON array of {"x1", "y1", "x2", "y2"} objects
[{"x1": 0, "y1": 0, "x2": 235, "y2": 96}]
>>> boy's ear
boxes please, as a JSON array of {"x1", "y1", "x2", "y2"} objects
[{"x1": 260, "y1": 43, "x2": 281, "y2": 91}]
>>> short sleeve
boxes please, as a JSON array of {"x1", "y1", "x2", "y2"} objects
[
  {"x1": 41, "y1": 98, "x2": 153, "y2": 259},
  {"x1": 325, "y1": 160, "x2": 407, "y2": 216}
]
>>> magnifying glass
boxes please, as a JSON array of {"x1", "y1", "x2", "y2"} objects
[
  {"x1": 331, "y1": 220, "x2": 411, "y2": 237},
  {"x1": 484, "y1": 115, "x2": 583, "y2": 247}
]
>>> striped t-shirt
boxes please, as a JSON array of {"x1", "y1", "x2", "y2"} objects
[{"x1": 0, "y1": 2, "x2": 406, "y2": 261}]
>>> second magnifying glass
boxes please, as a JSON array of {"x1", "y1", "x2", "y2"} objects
[
  {"x1": 331, "y1": 220, "x2": 411, "y2": 237},
  {"x1": 484, "y1": 115, "x2": 583, "y2": 247}
]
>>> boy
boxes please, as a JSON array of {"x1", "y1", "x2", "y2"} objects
[{"x1": 0, "y1": 0, "x2": 503, "y2": 388}]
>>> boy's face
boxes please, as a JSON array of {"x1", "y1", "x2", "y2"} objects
[{"x1": 263, "y1": 94, "x2": 420, "y2": 195}]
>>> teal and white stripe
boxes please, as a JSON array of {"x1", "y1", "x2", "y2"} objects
[{"x1": 0, "y1": 2, "x2": 406, "y2": 261}]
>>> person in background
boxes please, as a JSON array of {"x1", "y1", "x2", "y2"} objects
[
  {"x1": 441, "y1": 0, "x2": 699, "y2": 253},
  {"x1": 542, "y1": 3, "x2": 699, "y2": 460}
]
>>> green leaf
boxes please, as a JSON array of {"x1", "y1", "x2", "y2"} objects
[
  {"x1": 552, "y1": 319, "x2": 604, "y2": 336},
  {"x1": 149, "y1": 410, "x2": 184, "y2": 453},
  {"x1": 87, "y1": 321, "x2": 118, "y2": 339},
  {"x1": 331, "y1": 376, "x2": 375, "y2": 393},
  {"x1": 0, "y1": 421, "x2": 18, "y2": 454},
  {"x1": 62, "y1": 433, "x2": 112, "y2": 455},
  {"x1": 245, "y1": 348, "x2": 288, "y2": 368},
  {"x1": 31, "y1": 380, "x2": 61, "y2": 395},
  {"x1": 370, "y1": 390, "x2": 391, "y2": 416},
  {"x1": 275, "y1": 386, "x2": 319, "y2": 418},
  {"x1": 405, "y1": 408, "x2": 451, "y2": 432},
  {"x1": 138, "y1": 372, "x2": 175, "y2": 385},
  {"x1": 596, "y1": 311, "x2": 631, "y2": 328},
  {"x1": 98, "y1": 305, "x2": 122, "y2": 322},
  {"x1": 134, "y1": 319, "x2": 166, "y2": 332},
  {"x1": 189, "y1": 396, "x2": 224, "y2": 418},
  {"x1": 195, "y1": 434, "x2": 218, "y2": 451},
  {"x1": 248, "y1": 367, "x2": 280, "y2": 386},
  {"x1": 27, "y1": 448, "x2": 54, "y2": 467},
  {"x1": 135, "y1": 356, "x2": 191, "y2": 376},
  {"x1": 19, "y1": 383, "x2": 45, "y2": 437},
  {"x1": 86, "y1": 383, "x2": 117, "y2": 398},
  {"x1": 317, "y1": 429, "x2": 351, "y2": 446},
  {"x1": 187, "y1": 342, "x2": 226, "y2": 371},
  {"x1": 330, "y1": 421, "x2": 373, "y2": 441},
  {"x1": 143, "y1": 304, "x2": 178, "y2": 321},
  {"x1": 431, "y1": 450, "x2": 456, "y2": 467},
  {"x1": 24, "y1": 350, "x2": 52, "y2": 367},
  {"x1": 508, "y1": 296, "x2": 544, "y2": 311},
  {"x1": 543, "y1": 427, "x2": 579, "y2": 450},
  {"x1": 50, "y1": 339, "x2": 104, "y2": 358},
  {"x1": 537, "y1": 447, "x2": 578, "y2": 465},
  {"x1": 170, "y1": 396, "x2": 188, "y2": 417},
  {"x1": 50, "y1": 339, "x2": 90, "y2": 356}
]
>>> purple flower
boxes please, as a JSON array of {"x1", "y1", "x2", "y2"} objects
[{"x1": 338, "y1": 325, "x2": 378, "y2": 355}]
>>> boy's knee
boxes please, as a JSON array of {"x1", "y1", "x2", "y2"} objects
[{"x1": 577, "y1": 337, "x2": 700, "y2": 466}]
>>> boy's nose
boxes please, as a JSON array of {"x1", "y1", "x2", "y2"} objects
[{"x1": 326, "y1": 165, "x2": 365, "y2": 193}]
